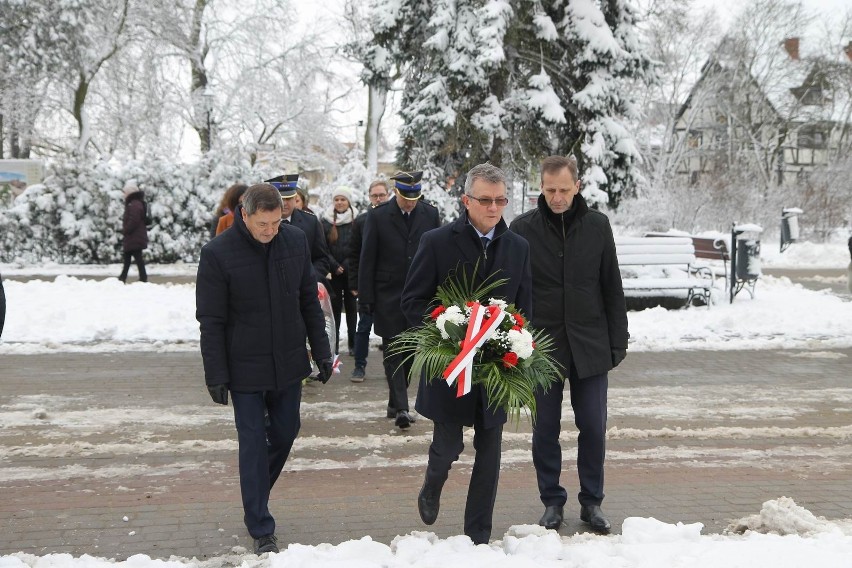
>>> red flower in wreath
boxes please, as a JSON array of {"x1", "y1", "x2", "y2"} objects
[
  {"x1": 430, "y1": 305, "x2": 446, "y2": 320},
  {"x1": 513, "y1": 313, "x2": 525, "y2": 327},
  {"x1": 502, "y1": 352, "x2": 519, "y2": 368}
]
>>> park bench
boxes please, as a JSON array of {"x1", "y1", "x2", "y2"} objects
[
  {"x1": 615, "y1": 236, "x2": 717, "y2": 308},
  {"x1": 643, "y1": 229, "x2": 761, "y2": 302}
]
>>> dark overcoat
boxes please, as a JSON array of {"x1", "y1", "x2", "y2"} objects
[
  {"x1": 346, "y1": 211, "x2": 367, "y2": 291},
  {"x1": 196, "y1": 206, "x2": 331, "y2": 391},
  {"x1": 121, "y1": 192, "x2": 149, "y2": 252},
  {"x1": 509, "y1": 193, "x2": 628, "y2": 379},
  {"x1": 401, "y1": 213, "x2": 533, "y2": 428},
  {"x1": 0, "y1": 272, "x2": 5, "y2": 339},
  {"x1": 287, "y1": 208, "x2": 332, "y2": 282},
  {"x1": 358, "y1": 198, "x2": 441, "y2": 338}
]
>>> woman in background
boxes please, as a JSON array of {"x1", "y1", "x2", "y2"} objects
[
  {"x1": 321, "y1": 186, "x2": 359, "y2": 355},
  {"x1": 215, "y1": 183, "x2": 248, "y2": 236},
  {"x1": 210, "y1": 183, "x2": 247, "y2": 238},
  {"x1": 118, "y1": 182, "x2": 149, "y2": 283}
]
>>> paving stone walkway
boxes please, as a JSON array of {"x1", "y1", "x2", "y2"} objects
[{"x1": 1, "y1": 347, "x2": 851, "y2": 561}]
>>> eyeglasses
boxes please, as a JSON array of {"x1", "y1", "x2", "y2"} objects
[
  {"x1": 369, "y1": 193, "x2": 388, "y2": 200},
  {"x1": 466, "y1": 194, "x2": 509, "y2": 207}
]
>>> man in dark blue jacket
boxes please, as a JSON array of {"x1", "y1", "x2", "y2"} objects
[
  {"x1": 196, "y1": 183, "x2": 333, "y2": 555},
  {"x1": 401, "y1": 163, "x2": 532, "y2": 545}
]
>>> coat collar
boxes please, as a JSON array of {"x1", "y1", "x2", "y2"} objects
[
  {"x1": 451, "y1": 211, "x2": 509, "y2": 280},
  {"x1": 536, "y1": 192, "x2": 589, "y2": 237}
]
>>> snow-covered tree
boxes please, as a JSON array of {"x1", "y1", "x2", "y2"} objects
[{"x1": 358, "y1": 0, "x2": 654, "y2": 208}]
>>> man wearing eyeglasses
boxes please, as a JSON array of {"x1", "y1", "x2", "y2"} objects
[
  {"x1": 347, "y1": 179, "x2": 391, "y2": 381},
  {"x1": 510, "y1": 155, "x2": 628, "y2": 535},
  {"x1": 196, "y1": 183, "x2": 334, "y2": 555},
  {"x1": 401, "y1": 162, "x2": 532, "y2": 545},
  {"x1": 358, "y1": 171, "x2": 441, "y2": 429}
]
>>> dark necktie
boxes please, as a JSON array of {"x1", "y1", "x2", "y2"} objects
[
  {"x1": 481, "y1": 236, "x2": 490, "y2": 250},
  {"x1": 403, "y1": 212, "x2": 411, "y2": 228},
  {"x1": 283, "y1": 218, "x2": 291, "y2": 225}
]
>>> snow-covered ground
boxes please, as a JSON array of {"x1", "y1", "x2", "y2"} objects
[
  {"x1": 2, "y1": 241, "x2": 851, "y2": 566},
  {"x1": 2, "y1": 498, "x2": 851, "y2": 567},
  {"x1": 2, "y1": 241, "x2": 850, "y2": 353}
]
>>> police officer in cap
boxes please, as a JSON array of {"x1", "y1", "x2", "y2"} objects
[
  {"x1": 266, "y1": 174, "x2": 332, "y2": 283},
  {"x1": 358, "y1": 170, "x2": 441, "y2": 429}
]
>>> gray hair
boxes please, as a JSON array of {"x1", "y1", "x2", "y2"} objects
[
  {"x1": 242, "y1": 183, "x2": 283, "y2": 215},
  {"x1": 463, "y1": 163, "x2": 506, "y2": 194}
]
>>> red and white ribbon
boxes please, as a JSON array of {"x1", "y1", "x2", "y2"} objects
[{"x1": 442, "y1": 302, "x2": 506, "y2": 397}]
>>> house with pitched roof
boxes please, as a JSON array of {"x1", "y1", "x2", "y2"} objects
[{"x1": 671, "y1": 36, "x2": 852, "y2": 185}]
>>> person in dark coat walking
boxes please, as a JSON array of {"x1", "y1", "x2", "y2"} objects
[
  {"x1": 321, "y1": 186, "x2": 359, "y2": 355},
  {"x1": 196, "y1": 183, "x2": 334, "y2": 555},
  {"x1": 266, "y1": 174, "x2": 332, "y2": 284},
  {"x1": 510, "y1": 155, "x2": 629, "y2": 534},
  {"x1": 401, "y1": 162, "x2": 532, "y2": 545},
  {"x1": 118, "y1": 182, "x2": 149, "y2": 283},
  {"x1": 347, "y1": 179, "x2": 391, "y2": 381},
  {"x1": 359, "y1": 171, "x2": 441, "y2": 429}
]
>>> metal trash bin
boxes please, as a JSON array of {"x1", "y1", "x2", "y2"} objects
[{"x1": 736, "y1": 238, "x2": 761, "y2": 281}]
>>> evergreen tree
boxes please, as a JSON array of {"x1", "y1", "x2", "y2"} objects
[{"x1": 360, "y1": 0, "x2": 654, "y2": 207}]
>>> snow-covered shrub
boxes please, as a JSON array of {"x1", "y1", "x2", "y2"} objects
[{"x1": 0, "y1": 153, "x2": 279, "y2": 263}]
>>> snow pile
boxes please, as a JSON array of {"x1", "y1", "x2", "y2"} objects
[
  {"x1": 727, "y1": 496, "x2": 852, "y2": 536},
  {"x1": 3, "y1": 499, "x2": 852, "y2": 567}
]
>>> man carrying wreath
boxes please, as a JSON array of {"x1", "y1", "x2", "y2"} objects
[{"x1": 401, "y1": 162, "x2": 533, "y2": 545}]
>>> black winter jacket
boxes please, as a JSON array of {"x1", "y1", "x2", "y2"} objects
[
  {"x1": 121, "y1": 192, "x2": 149, "y2": 252},
  {"x1": 285, "y1": 208, "x2": 332, "y2": 282},
  {"x1": 321, "y1": 211, "x2": 356, "y2": 273},
  {"x1": 401, "y1": 213, "x2": 533, "y2": 428},
  {"x1": 510, "y1": 193, "x2": 628, "y2": 379},
  {"x1": 196, "y1": 206, "x2": 332, "y2": 391}
]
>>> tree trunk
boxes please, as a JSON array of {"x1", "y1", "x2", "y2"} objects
[
  {"x1": 365, "y1": 84, "x2": 386, "y2": 174},
  {"x1": 190, "y1": 0, "x2": 211, "y2": 154},
  {"x1": 73, "y1": 72, "x2": 91, "y2": 154}
]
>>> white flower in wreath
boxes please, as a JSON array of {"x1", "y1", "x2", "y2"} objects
[
  {"x1": 507, "y1": 327, "x2": 535, "y2": 359},
  {"x1": 436, "y1": 305, "x2": 466, "y2": 339},
  {"x1": 488, "y1": 298, "x2": 507, "y2": 311}
]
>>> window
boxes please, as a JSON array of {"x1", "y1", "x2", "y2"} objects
[{"x1": 798, "y1": 126, "x2": 827, "y2": 149}]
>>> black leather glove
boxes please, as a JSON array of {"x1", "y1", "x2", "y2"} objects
[
  {"x1": 358, "y1": 301, "x2": 373, "y2": 315},
  {"x1": 611, "y1": 348, "x2": 627, "y2": 368},
  {"x1": 207, "y1": 384, "x2": 229, "y2": 405},
  {"x1": 316, "y1": 358, "x2": 334, "y2": 384}
]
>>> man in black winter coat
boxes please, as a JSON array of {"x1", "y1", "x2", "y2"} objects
[
  {"x1": 401, "y1": 163, "x2": 533, "y2": 545},
  {"x1": 510, "y1": 155, "x2": 628, "y2": 534},
  {"x1": 196, "y1": 183, "x2": 334, "y2": 555},
  {"x1": 358, "y1": 171, "x2": 441, "y2": 429},
  {"x1": 347, "y1": 179, "x2": 391, "y2": 381}
]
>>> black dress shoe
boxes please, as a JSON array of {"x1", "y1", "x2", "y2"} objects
[
  {"x1": 538, "y1": 504, "x2": 564, "y2": 529},
  {"x1": 395, "y1": 410, "x2": 413, "y2": 429},
  {"x1": 254, "y1": 534, "x2": 278, "y2": 554},
  {"x1": 580, "y1": 504, "x2": 612, "y2": 533},
  {"x1": 418, "y1": 479, "x2": 443, "y2": 525}
]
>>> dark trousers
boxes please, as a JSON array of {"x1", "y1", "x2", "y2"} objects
[
  {"x1": 381, "y1": 336, "x2": 411, "y2": 412},
  {"x1": 329, "y1": 272, "x2": 356, "y2": 352},
  {"x1": 353, "y1": 312, "x2": 373, "y2": 369},
  {"x1": 426, "y1": 420, "x2": 503, "y2": 544},
  {"x1": 119, "y1": 250, "x2": 147, "y2": 282},
  {"x1": 231, "y1": 384, "x2": 302, "y2": 538},
  {"x1": 532, "y1": 365, "x2": 608, "y2": 508}
]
